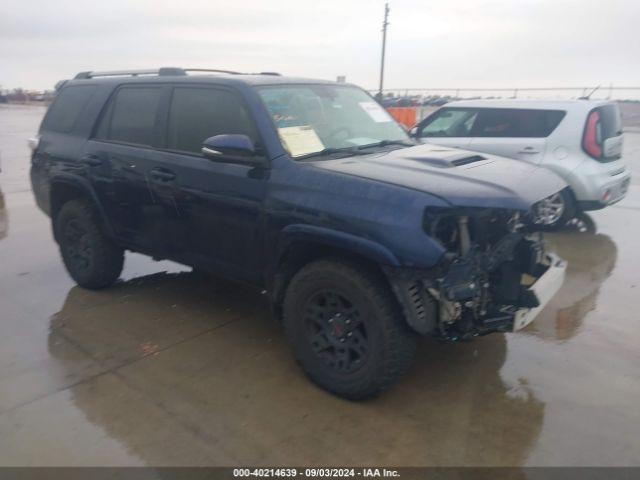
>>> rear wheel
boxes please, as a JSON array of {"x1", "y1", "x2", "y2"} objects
[
  {"x1": 283, "y1": 259, "x2": 417, "y2": 400},
  {"x1": 56, "y1": 199, "x2": 124, "y2": 289},
  {"x1": 533, "y1": 189, "x2": 576, "y2": 231}
]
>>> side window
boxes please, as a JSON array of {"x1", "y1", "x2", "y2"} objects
[
  {"x1": 41, "y1": 86, "x2": 96, "y2": 133},
  {"x1": 472, "y1": 109, "x2": 520, "y2": 137},
  {"x1": 95, "y1": 87, "x2": 162, "y2": 146},
  {"x1": 472, "y1": 109, "x2": 565, "y2": 138},
  {"x1": 541, "y1": 110, "x2": 566, "y2": 136},
  {"x1": 420, "y1": 109, "x2": 478, "y2": 137},
  {"x1": 166, "y1": 87, "x2": 255, "y2": 154}
]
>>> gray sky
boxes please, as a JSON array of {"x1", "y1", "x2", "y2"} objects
[{"x1": 1, "y1": 0, "x2": 639, "y2": 91}]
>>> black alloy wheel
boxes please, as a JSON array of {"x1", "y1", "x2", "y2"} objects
[{"x1": 304, "y1": 289, "x2": 370, "y2": 373}]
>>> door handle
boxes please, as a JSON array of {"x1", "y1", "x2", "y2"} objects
[
  {"x1": 150, "y1": 168, "x2": 176, "y2": 182},
  {"x1": 518, "y1": 147, "x2": 540, "y2": 154},
  {"x1": 81, "y1": 154, "x2": 103, "y2": 167}
]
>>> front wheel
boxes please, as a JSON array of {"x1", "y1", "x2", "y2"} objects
[
  {"x1": 533, "y1": 189, "x2": 576, "y2": 231},
  {"x1": 283, "y1": 259, "x2": 417, "y2": 400}
]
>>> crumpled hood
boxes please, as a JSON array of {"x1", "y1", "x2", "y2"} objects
[{"x1": 312, "y1": 143, "x2": 567, "y2": 211}]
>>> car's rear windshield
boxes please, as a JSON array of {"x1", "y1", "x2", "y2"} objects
[
  {"x1": 256, "y1": 84, "x2": 409, "y2": 157},
  {"x1": 41, "y1": 85, "x2": 96, "y2": 133}
]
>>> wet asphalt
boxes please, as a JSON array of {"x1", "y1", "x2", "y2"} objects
[{"x1": 0, "y1": 104, "x2": 639, "y2": 466}]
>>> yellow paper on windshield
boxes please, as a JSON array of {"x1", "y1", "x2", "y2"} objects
[{"x1": 278, "y1": 126, "x2": 324, "y2": 157}]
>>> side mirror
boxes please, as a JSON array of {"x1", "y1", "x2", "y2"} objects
[
  {"x1": 409, "y1": 126, "x2": 419, "y2": 138},
  {"x1": 201, "y1": 134, "x2": 259, "y2": 164}
]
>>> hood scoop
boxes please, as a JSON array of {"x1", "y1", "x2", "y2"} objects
[
  {"x1": 406, "y1": 153, "x2": 488, "y2": 169},
  {"x1": 451, "y1": 155, "x2": 487, "y2": 167}
]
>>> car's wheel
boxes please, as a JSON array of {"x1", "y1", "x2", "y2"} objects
[
  {"x1": 56, "y1": 199, "x2": 124, "y2": 289},
  {"x1": 283, "y1": 258, "x2": 417, "y2": 400},
  {"x1": 533, "y1": 189, "x2": 576, "y2": 231}
]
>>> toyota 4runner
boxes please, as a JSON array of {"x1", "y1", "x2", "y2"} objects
[{"x1": 30, "y1": 68, "x2": 567, "y2": 399}]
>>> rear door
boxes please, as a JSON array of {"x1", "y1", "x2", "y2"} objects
[
  {"x1": 468, "y1": 108, "x2": 565, "y2": 164},
  {"x1": 416, "y1": 107, "x2": 477, "y2": 149},
  {"x1": 82, "y1": 84, "x2": 170, "y2": 254}
]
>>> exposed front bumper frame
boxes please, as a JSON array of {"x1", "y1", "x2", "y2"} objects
[{"x1": 513, "y1": 253, "x2": 567, "y2": 331}]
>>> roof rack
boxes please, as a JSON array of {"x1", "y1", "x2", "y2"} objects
[
  {"x1": 181, "y1": 68, "x2": 242, "y2": 75},
  {"x1": 73, "y1": 67, "x2": 280, "y2": 80}
]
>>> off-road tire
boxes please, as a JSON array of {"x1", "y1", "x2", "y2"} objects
[
  {"x1": 56, "y1": 199, "x2": 124, "y2": 289},
  {"x1": 283, "y1": 258, "x2": 417, "y2": 400}
]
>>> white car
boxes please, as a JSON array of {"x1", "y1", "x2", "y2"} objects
[{"x1": 413, "y1": 99, "x2": 631, "y2": 228}]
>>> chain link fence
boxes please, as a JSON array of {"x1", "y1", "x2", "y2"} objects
[{"x1": 369, "y1": 86, "x2": 640, "y2": 102}]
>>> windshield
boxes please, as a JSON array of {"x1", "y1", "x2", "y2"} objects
[{"x1": 257, "y1": 84, "x2": 410, "y2": 158}]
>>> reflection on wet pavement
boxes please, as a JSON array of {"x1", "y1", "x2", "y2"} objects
[
  {"x1": 1, "y1": 105, "x2": 639, "y2": 467},
  {"x1": 40, "y1": 273, "x2": 545, "y2": 466},
  {"x1": 529, "y1": 224, "x2": 617, "y2": 342}
]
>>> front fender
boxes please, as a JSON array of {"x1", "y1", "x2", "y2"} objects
[{"x1": 278, "y1": 224, "x2": 401, "y2": 267}]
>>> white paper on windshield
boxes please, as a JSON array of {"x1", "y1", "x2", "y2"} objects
[
  {"x1": 359, "y1": 101, "x2": 393, "y2": 123},
  {"x1": 278, "y1": 125, "x2": 325, "y2": 157}
]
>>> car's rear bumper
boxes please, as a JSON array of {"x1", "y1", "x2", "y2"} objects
[
  {"x1": 513, "y1": 253, "x2": 567, "y2": 331},
  {"x1": 575, "y1": 165, "x2": 631, "y2": 210}
]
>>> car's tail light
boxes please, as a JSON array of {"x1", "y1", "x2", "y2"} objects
[{"x1": 582, "y1": 110, "x2": 602, "y2": 159}]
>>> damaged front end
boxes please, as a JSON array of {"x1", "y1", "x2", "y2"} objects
[{"x1": 387, "y1": 208, "x2": 567, "y2": 341}]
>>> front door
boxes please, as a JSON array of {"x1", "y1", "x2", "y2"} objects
[
  {"x1": 151, "y1": 85, "x2": 268, "y2": 284},
  {"x1": 416, "y1": 107, "x2": 477, "y2": 149}
]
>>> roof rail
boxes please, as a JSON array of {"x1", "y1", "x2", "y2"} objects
[
  {"x1": 74, "y1": 69, "x2": 168, "y2": 79},
  {"x1": 175, "y1": 68, "x2": 281, "y2": 76},
  {"x1": 181, "y1": 68, "x2": 242, "y2": 75},
  {"x1": 73, "y1": 67, "x2": 281, "y2": 80}
]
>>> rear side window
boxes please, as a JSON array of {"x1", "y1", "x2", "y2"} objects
[
  {"x1": 166, "y1": 87, "x2": 255, "y2": 154},
  {"x1": 471, "y1": 108, "x2": 565, "y2": 138},
  {"x1": 41, "y1": 86, "x2": 96, "y2": 133},
  {"x1": 95, "y1": 87, "x2": 162, "y2": 146},
  {"x1": 419, "y1": 108, "x2": 478, "y2": 137}
]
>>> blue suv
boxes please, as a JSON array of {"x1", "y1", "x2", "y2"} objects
[{"x1": 30, "y1": 68, "x2": 567, "y2": 399}]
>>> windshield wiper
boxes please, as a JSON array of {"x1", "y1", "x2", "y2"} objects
[
  {"x1": 297, "y1": 146, "x2": 370, "y2": 160},
  {"x1": 356, "y1": 139, "x2": 415, "y2": 150},
  {"x1": 296, "y1": 140, "x2": 414, "y2": 160}
]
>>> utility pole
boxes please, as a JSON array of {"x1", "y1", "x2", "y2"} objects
[{"x1": 377, "y1": 3, "x2": 390, "y2": 100}]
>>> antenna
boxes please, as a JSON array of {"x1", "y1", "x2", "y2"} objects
[{"x1": 581, "y1": 84, "x2": 601, "y2": 100}]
